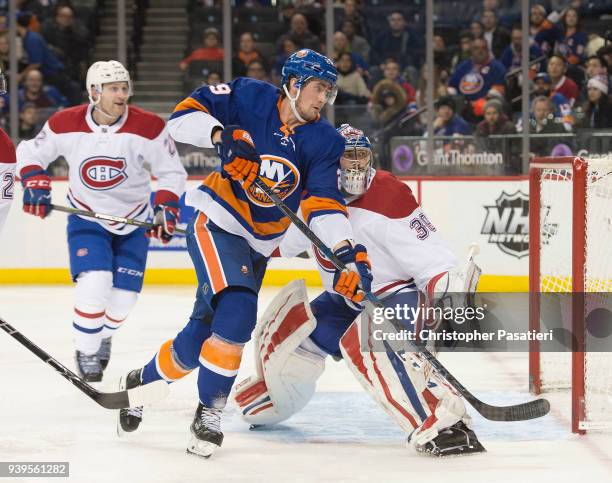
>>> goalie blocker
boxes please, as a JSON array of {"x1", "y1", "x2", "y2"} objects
[{"x1": 232, "y1": 280, "x2": 485, "y2": 457}]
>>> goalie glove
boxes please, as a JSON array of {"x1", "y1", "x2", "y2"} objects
[
  {"x1": 214, "y1": 125, "x2": 261, "y2": 190},
  {"x1": 20, "y1": 166, "x2": 51, "y2": 219},
  {"x1": 332, "y1": 243, "x2": 373, "y2": 303}
]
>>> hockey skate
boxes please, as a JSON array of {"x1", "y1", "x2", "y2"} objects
[
  {"x1": 117, "y1": 369, "x2": 144, "y2": 436},
  {"x1": 75, "y1": 350, "x2": 103, "y2": 382},
  {"x1": 411, "y1": 421, "x2": 486, "y2": 457},
  {"x1": 186, "y1": 403, "x2": 224, "y2": 458},
  {"x1": 98, "y1": 337, "x2": 112, "y2": 370}
]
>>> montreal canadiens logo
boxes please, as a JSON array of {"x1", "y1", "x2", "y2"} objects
[
  {"x1": 79, "y1": 156, "x2": 128, "y2": 190},
  {"x1": 459, "y1": 72, "x2": 485, "y2": 96},
  {"x1": 246, "y1": 155, "x2": 300, "y2": 207},
  {"x1": 312, "y1": 244, "x2": 335, "y2": 273}
]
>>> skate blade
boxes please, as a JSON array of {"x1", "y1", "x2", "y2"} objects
[
  {"x1": 415, "y1": 442, "x2": 487, "y2": 458},
  {"x1": 186, "y1": 437, "x2": 219, "y2": 459}
]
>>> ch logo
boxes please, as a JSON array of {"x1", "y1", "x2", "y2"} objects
[{"x1": 79, "y1": 156, "x2": 128, "y2": 190}]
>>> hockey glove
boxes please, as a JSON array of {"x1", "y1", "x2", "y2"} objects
[
  {"x1": 147, "y1": 191, "x2": 180, "y2": 243},
  {"x1": 214, "y1": 125, "x2": 261, "y2": 190},
  {"x1": 332, "y1": 244, "x2": 373, "y2": 303},
  {"x1": 20, "y1": 166, "x2": 51, "y2": 219}
]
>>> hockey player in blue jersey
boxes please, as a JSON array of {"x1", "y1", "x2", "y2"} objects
[{"x1": 116, "y1": 49, "x2": 373, "y2": 458}]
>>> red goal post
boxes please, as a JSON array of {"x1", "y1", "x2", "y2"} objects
[{"x1": 529, "y1": 156, "x2": 612, "y2": 434}]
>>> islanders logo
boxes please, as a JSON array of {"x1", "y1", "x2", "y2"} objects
[
  {"x1": 246, "y1": 155, "x2": 300, "y2": 207},
  {"x1": 459, "y1": 72, "x2": 485, "y2": 96},
  {"x1": 79, "y1": 156, "x2": 128, "y2": 190}
]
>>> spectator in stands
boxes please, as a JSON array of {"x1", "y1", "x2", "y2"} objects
[
  {"x1": 0, "y1": 33, "x2": 28, "y2": 86},
  {"x1": 470, "y1": 21, "x2": 484, "y2": 40},
  {"x1": 205, "y1": 71, "x2": 222, "y2": 86},
  {"x1": 335, "y1": 52, "x2": 370, "y2": 105},
  {"x1": 474, "y1": 98, "x2": 516, "y2": 151},
  {"x1": 431, "y1": 96, "x2": 471, "y2": 136},
  {"x1": 246, "y1": 60, "x2": 270, "y2": 83},
  {"x1": 16, "y1": 13, "x2": 81, "y2": 105},
  {"x1": 19, "y1": 103, "x2": 38, "y2": 139},
  {"x1": 339, "y1": 19, "x2": 370, "y2": 64},
  {"x1": 547, "y1": 54, "x2": 579, "y2": 106},
  {"x1": 500, "y1": 26, "x2": 544, "y2": 72},
  {"x1": 371, "y1": 10, "x2": 421, "y2": 70},
  {"x1": 41, "y1": 5, "x2": 91, "y2": 83},
  {"x1": 433, "y1": 35, "x2": 451, "y2": 72},
  {"x1": 586, "y1": 55, "x2": 608, "y2": 80},
  {"x1": 179, "y1": 27, "x2": 224, "y2": 71},
  {"x1": 232, "y1": 32, "x2": 266, "y2": 78},
  {"x1": 531, "y1": 72, "x2": 574, "y2": 130},
  {"x1": 336, "y1": 0, "x2": 369, "y2": 40},
  {"x1": 451, "y1": 31, "x2": 474, "y2": 70},
  {"x1": 449, "y1": 38, "x2": 507, "y2": 122},
  {"x1": 480, "y1": 10, "x2": 510, "y2": 59},
  {"x1": 276, "y1": 12, "x2": 320, "y2": 53},
  {"x1": 578, "y1": 75, "x2": 612, "y2": 129},
  {"x1": 527, "y1": 95, "x2": 571, "y2": 156},
  {"x1": 530, "y1": 4, "x2": 561, "y2": 55},
  {"x1": 370, "y1": 79, "x2": 407, "y2": 126},
  {"x1": 555, "y1": 7, "x2": 586, "y2": 66},
  {"x1": 18, "y1": 68, "x2": 67, "y2": 110},
  {"x1": 272, "y1": 36, "x2": 298, "y2": 84},
  {"x1": 417, "y1": 64, "x2": 449, "y2": 107},
  {"x1": 381, "y1": 58, "x2": 416, "y2": 108},
  {"x1": 333, "y1": 31, "x2": 367, "y2": 72}
]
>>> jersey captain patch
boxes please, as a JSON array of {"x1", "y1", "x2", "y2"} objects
[
  {"x1": 79, "y1": 156, "x2": 128, "y2": 190},
  {"x1": 246, "y1": 155, "x2": 300, "y2": 207}
]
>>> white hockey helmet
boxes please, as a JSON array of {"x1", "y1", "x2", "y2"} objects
[{"x1": 86, "y1": 60, "x2": 132, "y2": 104}]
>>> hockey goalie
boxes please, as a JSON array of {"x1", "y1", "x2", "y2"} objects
[{"x1": 233, "y1": 124, "x2": 485, "y2": 457}]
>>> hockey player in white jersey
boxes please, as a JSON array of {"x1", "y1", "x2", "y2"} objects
[
  {"x1": 233, "y1": 124, "x2": 485, "y2": 457},
  {"x1": 0, "y1": 70, "x2": 15, "y2": 236},
  {"x1": 16, "y1": 60, "x2": 187, "y2": 382}
]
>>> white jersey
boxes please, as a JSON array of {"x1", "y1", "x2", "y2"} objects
[
  {"x1": 16, "y1": 104, "x2": 187, "y2": 234},
  {"x1": 0, "y1": 128, "x2": 16, "y2": 235},
  {"x1": 280, "y1": 170, "x2": 458, "y2": 294}
]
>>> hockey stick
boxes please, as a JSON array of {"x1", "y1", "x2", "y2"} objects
[
  {"x1": 0, "y1": 317, "x2": 169, "y2": 409},
  {"x1": 252, "y1": 177, "x2": 550, "y2": 421},
  {"x1": 50, "y1": 204, "x2": 187, "y2": 235}
]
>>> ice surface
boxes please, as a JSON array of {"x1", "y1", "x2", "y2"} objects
[{"x1": 1, "y1": 286, "x2": 611, "y2": 483}]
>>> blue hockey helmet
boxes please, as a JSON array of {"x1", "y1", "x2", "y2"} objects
[
  {"x1": 336, "y1": 124, "x2": 374, "y2": 197},
  {"x1": 281, "y1": 49, "x2": 338, "y2": 105}
]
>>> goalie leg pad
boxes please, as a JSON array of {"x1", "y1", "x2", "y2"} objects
[
  {"x1": 234, "y1": 280, "x2": 321, "y2": 425},
  {"x1": 340, "y1": 316, "x2": 431, "y2": 434}
]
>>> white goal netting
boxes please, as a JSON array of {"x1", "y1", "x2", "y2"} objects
[{"x1": 534, "y1": 156, "x2": 612, "y2": 431}]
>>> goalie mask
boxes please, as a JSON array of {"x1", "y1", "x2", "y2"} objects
[{"x1": 337, "y1": 123, "x2": 374, "y2": 197}]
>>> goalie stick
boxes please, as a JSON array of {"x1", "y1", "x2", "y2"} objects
[
  {"x1": 0, "y1": 317, "x2": 169, "y2": 409},
  {"x1": 251, "y1": 177, "x2": 550, "y2": 422},
  {"x1": 50, "y1": 204, "x2": 187, "y2": 235}
]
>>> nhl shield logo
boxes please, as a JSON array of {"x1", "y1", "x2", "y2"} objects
[
  {"x1": 79, "y1": 156, "x2": 128, "y2": 190},
  {"x1": 481, "y1": 191, "x2": 529, "y2": 258}
]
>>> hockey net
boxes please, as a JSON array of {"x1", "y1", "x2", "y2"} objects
[{"x1": 529, "y1": 156, "x2": 612, "y2": 433}]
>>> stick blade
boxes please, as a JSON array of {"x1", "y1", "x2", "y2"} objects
[
  {"x1": 127, "y1": 380, "x2": 169, "y2": 407},
  {"x1": 476, "y1": 397, "x2": 551, "y2": 421}
]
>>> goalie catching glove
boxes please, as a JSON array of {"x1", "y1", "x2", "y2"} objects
[
  {"x1": 214, "y1": 125, "x2": 261, "y2": 190},
  {"x1": 333, "y1": 243, "x2": 372, "y2": 303}
]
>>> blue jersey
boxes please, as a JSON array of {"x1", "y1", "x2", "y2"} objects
[
  {"x1": 168, "y1": 78, "x2": 349, "y2": 256},
  {"x1": 449, "y1": 59, "x2": 507, "y2": 101}
]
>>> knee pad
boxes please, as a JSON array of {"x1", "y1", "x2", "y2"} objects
[
  {"x1": 211, "y1": 287, "x2": 258, "y2": 344},
  {"x1": 75, "y1": 270, "x2": 113, "y2": 312}
]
